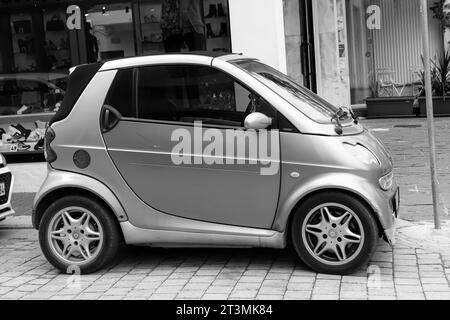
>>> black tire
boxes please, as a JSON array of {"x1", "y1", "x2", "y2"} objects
[
  {"x1": 291, "y1": 191, "x2": 379, "y2": 275},
  {"x1": 38, "y1": 195, "x2": 122, "y2": 274}
]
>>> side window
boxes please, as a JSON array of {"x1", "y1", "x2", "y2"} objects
[
  {"x1": 136, "y1": 65, "x2": 277, "y2": 128},
  {"x1": 104, "y1": 68, "x2": 134, "y2": 118}
]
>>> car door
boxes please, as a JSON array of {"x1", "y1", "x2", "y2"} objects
[{"x1": 101, "y1": 64, "x2": 281, "y2": 229}]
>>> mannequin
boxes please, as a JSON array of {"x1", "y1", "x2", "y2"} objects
[
  {"x1": 181, "y1": 0, "x2": 205, "y2": 51},
  {"x1": 161, "y1": 0, "x2": 205, "y2": 52}
]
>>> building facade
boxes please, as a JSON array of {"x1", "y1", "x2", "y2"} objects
[{"x1": 0, "y1": 0, "x2": 447, "y2": 155}]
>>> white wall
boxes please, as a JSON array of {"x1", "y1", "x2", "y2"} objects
[
  {"x1": 445, "y1": 0, "x2": 450, "y2": 52},
  {"x1": 228, "y1": 0, "x2": 287, "y2": 73}
]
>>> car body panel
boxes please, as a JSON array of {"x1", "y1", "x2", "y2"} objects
[{"x1": 103, "y1": 120, "x2": 281, "y2": 228}]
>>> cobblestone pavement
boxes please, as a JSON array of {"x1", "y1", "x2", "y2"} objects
[
  {"x1": 0, "y1": 228, "x2": 449, "y2": 300},
  {"x1": 363, "y1": 117, "x2": 450, "y2": 221},
  {"x1": 0, "y1": 117, "x2": 450, "y2": 300}
]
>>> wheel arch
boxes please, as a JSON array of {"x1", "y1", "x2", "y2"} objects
[
  {"x1": 283, "y1": 188, "x2": 384, "y2": 244},
  {"x1": 33, "y1": 185, "x2": 127, "y2": 230}
]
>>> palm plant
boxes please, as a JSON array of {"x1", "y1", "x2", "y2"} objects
[
  {"x1": 431, "y1": 50, "x2": 450, "y2": 98},
  {"x1": 417, "y1": 51, "x2": 450, "y2": 98}
]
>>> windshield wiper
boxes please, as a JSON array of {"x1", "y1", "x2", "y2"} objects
[
  {"x1": 331, "y1": 107, "x2": 348, "y2": 135},
  {"x1": 331, "y1": 107, "x2": 359, "y2": 135}
]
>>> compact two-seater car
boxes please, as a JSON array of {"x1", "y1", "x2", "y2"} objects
[{"x1": 32, "y1": 52, "x2": 399, "y2": 275}]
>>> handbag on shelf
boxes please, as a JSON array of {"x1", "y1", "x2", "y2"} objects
[
  {"x1": 13, "y1": 20, "x2": 31, "y2": 34},
  {"x1": 46, "y1": 15, "x2": 65, "y2": 31},
  {"x1": 18, "y1": 38, "x2": 34, "y2": 54}
]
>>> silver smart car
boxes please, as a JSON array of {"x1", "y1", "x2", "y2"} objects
[{"x1": 32, "y1": 53, "x2": 399, "y2": 275}]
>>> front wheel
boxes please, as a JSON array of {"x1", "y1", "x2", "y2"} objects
[
  {"x1": 291, "y1": 192, "x2": 379, "y2": 275},
  {"x1": 38, "y1": 195, "x2": 121, "y2": 274}
]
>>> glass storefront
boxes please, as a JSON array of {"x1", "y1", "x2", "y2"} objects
[
  {"x1": 0, "y1": 0, "x2": 231, "y2": 154},
  {"x1": 346, "y1": 0, "x2": 444, "y2": 106}
]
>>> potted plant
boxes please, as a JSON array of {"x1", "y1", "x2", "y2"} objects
[{"x1": 417, "y1": 50, "x2": 450, "y2": 116}]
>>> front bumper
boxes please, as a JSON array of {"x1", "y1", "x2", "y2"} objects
[
  {"x1": 0, "y1": 167, "x2": 14, "y2": 220},
  {"x1": 380, "y1": 186, "x2": 400, "y2": 246}
]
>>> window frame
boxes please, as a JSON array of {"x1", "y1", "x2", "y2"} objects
[{"x1": 103, "y1": 63, "x2": 299, "y2": 133}]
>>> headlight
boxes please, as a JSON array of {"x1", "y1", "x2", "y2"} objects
[
  {"x1": 343, "y1": 143, "x2": 380, "y2": 166},
  {"x1": 379, "y1": 172, "x2": 394, "y2": 191},
  {"x1": 0, "y1": 154, "x2": 6, "y2": 168}
]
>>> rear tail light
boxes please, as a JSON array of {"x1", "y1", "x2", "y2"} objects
[
  {"x1": 44, "y1": 127, "x2": 57, "y2": 163},
  {"x1": 0, "y1": 154, "x2": 6, "y2": 168}
]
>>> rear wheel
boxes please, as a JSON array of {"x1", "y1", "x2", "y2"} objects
[
  {"x1": 39, "y1": 195, "x2": 121, "y2": 274},
  {"x1": 291, "y1": 192, "x2": 379, "y2": 275}
]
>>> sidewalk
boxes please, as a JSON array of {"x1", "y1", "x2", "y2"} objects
[{"x1": 0, "y1": 220, "x2": 449, "y2": 300}]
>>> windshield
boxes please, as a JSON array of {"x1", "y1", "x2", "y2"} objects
[{"x1": 233, "y1": 60, "x2": 339, "y2": 123}]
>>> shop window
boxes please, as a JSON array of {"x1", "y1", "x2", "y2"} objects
[
  {"x1": 0, "y1": 76, "x2": 64, "y2": 116},
  {"x1": 138, "y1": 0, "x2": 231, "y2": 55},
  {"x1": 85, "y1": 2, "x2": 136, "y2": 62},
  {"x1": 345, "y1": 0, "x2": 444, "y2": 105},
  {"x1": 104, "y1": 68, "x2": 135, "y2": 118},
  {"x1": 136, "y1": 65, "x2": 275, "y2": 127},
  {"x1": 44, "y1": 10, "x2": 71, "y2": 71}
]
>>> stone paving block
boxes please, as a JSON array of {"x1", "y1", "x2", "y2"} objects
[
  {"x1": 421, "y1": 284, "x2": 450, "y2": 292},
  {"x1": 49, "y1": 295, "x2": 77, "y2": 300},
  {"x1": 76, "y1": 293, "x2": 104, "y2": 300},
  {"x1": 394, "y1": 259, "x2": 417, "y2": 266},
  {"x1": 420, "y1": 277, "x2": 448, "y2": 284},
  {"x1": 283, "y1": 291, "x2": 311, "y2": 300},
  {"x1": 397, "y1": 293, "x2": 425, "y2": 300},
  {"x1": 395, "y1": 285, "x2": 424, "y2": 293},
  {"x1": 189, "y1": 276, "x2": 217, "y2": 283},
  {"x1": 425, "y1": 292, "x2": 450, "y2": 300},
  {"x1": 161, "y1": 279, "x2": 189, "y2": 286},
  {"x1": 289, "y1": 276, "x2": 316, "y2": 283},
  {"x1": 202, "y1": 293, "x2": 230, "y2": 300},
  {"x1": 311, "y1": 294, "x2": 339, "y2": 300},
  {"x1": 238, "y1": 275, "x2": 266, "y2": 283},
  {"x1": 177, "y1": 290, "x2": 206, "y2": 299},
  {"x1": 149, "y1": 293, "x2": 177, "y2": 300},
  {"x1": 394, "y1": 278, "x2": 421, "y2": 285},
  {"x1": 419, "y1": 264, "x2": 444, "y2": 271},
  {"x1": 206, "y1": 286, "x2": 234, "y2": 294},
  {"x1": 155, "y1": 286, "x2": 185, "y2": 294},
  {"x1": 97, "y1": 295, "x2": 125, "y2": 300},
  {"x1": 341, "y1": 276, "x2": 368, "y2": 284},
  {"x1": 393, "y1": 266, "x2": 419, "y2": 273},
  {"x1": 287, "y1": 282, "x2": 314, "y2": 291},
  {"x1": 234, "y1": 282, "x2": 261, "y2": 290},
  {"x1": 394, "y1": 271, "x2": 420, "y2": 279},
  {"x1": 264, "y1": 273, "x2": 291, "y2": 280},
  {"x1": 368, "y1": 295, "x2": 397, "y2": 300},
  {"x1": 229, "y1": 289, "x2": 258, "y2": 299}
]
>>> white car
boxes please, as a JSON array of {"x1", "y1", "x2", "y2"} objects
[{"x1": 0, "y1": 154, "x2": 14, "y2": 221}]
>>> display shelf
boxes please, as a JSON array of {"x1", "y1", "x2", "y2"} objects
[{"x1": 12, "y1": 32, "x2": 32, "y2": 36}]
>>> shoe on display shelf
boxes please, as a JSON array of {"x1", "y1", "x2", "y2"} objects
[
  {"x1": 205, "y1": 4, "x2": 217, "y2": 18},
  {"x1": 35, "y1": 120, "x2": 48, "y2": 130},
  {"x1": 34, "y1": 138, "x2": 44, "y2": 151},
  {"x1": 12, "y1": 124, "x2": 31, "y2": 140},
  {"x1": 17, "y1": 141, "x2": 31, "y2": 152},
  {"x1": 217, "y1": 3, "x2": 226, "y2": 17}
]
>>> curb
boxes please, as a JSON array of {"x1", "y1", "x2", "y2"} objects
[{"x1": 0, "y1": 216, "x2": 33, "y2": 229}]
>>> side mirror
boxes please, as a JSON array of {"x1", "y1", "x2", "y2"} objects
[{"x1": 244, "y1": 112, "x2": 273, "y2": 130}]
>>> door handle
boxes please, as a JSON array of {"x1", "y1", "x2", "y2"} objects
[{"x1": 101, "y1": 104, "x2": 122, "y2": 133}]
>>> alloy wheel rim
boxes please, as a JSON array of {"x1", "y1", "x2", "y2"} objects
[
  {"x1": 301, "y1": 203, "x2": 365, "y2": 266},
  {"x1": 47, "y1": 207, "x2": 104, "y2": 265}
]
